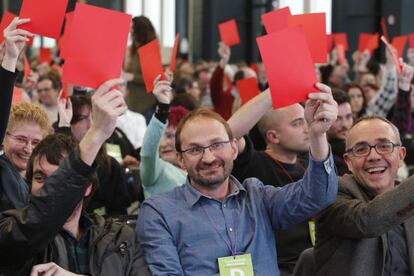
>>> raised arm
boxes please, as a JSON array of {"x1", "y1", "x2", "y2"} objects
[{"x1": 0, "y1": 17, "x2": 32, "y2": 144}]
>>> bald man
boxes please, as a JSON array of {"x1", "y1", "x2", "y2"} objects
[{"x1": 230, "y1": 102, "x2": 315, "y2": 276}]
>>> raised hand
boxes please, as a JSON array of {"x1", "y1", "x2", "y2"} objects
[
  {"x1": 305, "y1": 83, "x2": 338, "y2": 136},
  {"x1": 398, "y1": 63, "x2": 414, "y2": 91},
  {"x1": 57, "y1": 92, "x2": 73, "y2": 127},
  {"x1": 30, "y1": 262, "x2": 81, "y2": 276},
  {"x1": 2, "y1": 17, "x2": 33, "y2": 72},
  {"x1": 153, "y1": 73, "x2": 173, "y2": 104},
  {"x1": 218, "y1": 42, "x2": 231, "y2": 68}
]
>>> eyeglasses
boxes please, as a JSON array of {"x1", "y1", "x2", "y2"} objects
[
  {"x1": 180, "y1": 140, "x2": 231, "y2": 157},
  {"x1": 6, "y1": 132, "x2": 41, "y2": 147},
  {"x1": 346, "y1": 141, "x2": 400, "y2": 157}
]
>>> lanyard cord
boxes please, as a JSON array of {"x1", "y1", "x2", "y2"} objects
[{"x1": 265, "y1": 152, "x2": 306, "y2": 183}]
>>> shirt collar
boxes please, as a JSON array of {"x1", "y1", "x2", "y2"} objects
[{"x1": 184, "y1": 175, "x2": 246, "y2": 207}]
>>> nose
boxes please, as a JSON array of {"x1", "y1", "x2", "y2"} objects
[
  {"x1": 366, "y1": 146, "x2": 381, "y2": 161},
  {"x1": 23, "y1": 142, "x2": 34, "y2": 154},
  {"x1": 201, "y1": 147, "x2": 216, "y2": 163}
]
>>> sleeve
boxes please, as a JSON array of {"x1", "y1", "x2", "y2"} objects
[
  {"x1": 139, "y1": 115, "x2": 169, "y2": 188},
  {"x1": 366, "y1": 66, "x2": 398, "y2": 117},
  {"x1": 263, "y1": 150, "x2": 337, "y2": 230},
  {"x1": 232, "y1": 135, "x2": 255, "y2": 181},
  {"x1": 391, "y1": 87, "x2": 411, "y2": 137},
  {"x1": 316, "y1": 174, "x2": 414, "y2": 239},
  {"x1": 0, "y1": 67, "x2": 18, "y2": 144},
  {"x1": 0, "y1": 149, "x2": 96, "y2": 265},
  {"x1": 136, "y1": 201, "x2": 185, "y2": 275},
  {"x1": 210, "y1": 65, "x2": 225, "y2": 109}
]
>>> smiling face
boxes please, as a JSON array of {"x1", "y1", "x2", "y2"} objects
[
  {"x1": 3, "y1": 122, "x2": 43, "y2": 173},
  {"x1": 159, "y1": 126, "x2": 178, "y2": 166},
  {"x1": 177, "y1": 117, "x2": 238, "y2": 190},
  {"x1": 344, "y1": 119, "x2": 406, "y2": 195},
  {"x1": 327, "y1": 102, "x2": 353, "y2": 141}
]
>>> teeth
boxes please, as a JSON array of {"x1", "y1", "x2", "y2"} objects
[{"x1": 366, "y1": 167, "x2": 386, "y2": 173}]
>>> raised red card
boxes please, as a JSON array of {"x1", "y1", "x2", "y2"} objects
[
  {"x1": 62, "y1": 3, "x2": 131, "y2": 88},
  {"x1": 381, "y1": 35, "x2": 402, "y2": 75},
  {"x1": 337, "y1": 44, "x2": 346, "y2": 65},
  {"x1": 334, "y1": 33, "x2": 348, "y2": 51},
  {"x1": 138, "y1": 39, "x2": 164, "y2": 92},
  {"x1": 391, "y1": 35, "x2": 407, "y2": 57},
  {"x1": 261, "y1": 6, "x2": 291, "y2": 34},
  {"x1": 218, "y1": 19, "x2": 240, "y2": 47},
  {"x1": 409, "y1": 34, "x2": 414, "y2": 48},
  {"x1": 257, "y1": 26, "x2": 317, "y2": 109},
  {"x1": 38, "y1": 48, "x2": 52, "y2": 64},
  {"x1": 326, "y1": 34, "x2": 334, "y2": 52},
  {"x1": 169, "y1": 33, "x2": 179, "y2": 72},
  {"x1": 288, "y1": 13, "x2": 327, "y2": 64},
  {"x1": 19, "y1": 0, "x2": 68, "y2": 39},
  {"x1": 0, "y1": 11, "x2": 16, "y2": 43},
  {"x1": 236, "y1": 77, "x2": 260, "y2": 105},
  {"x1": 23, "y1": 53, "x2": 31, "y2": 77},
  {"x1": 59, "y1": 12, "x2": 74, "y2": 59},
  {"x1": 358, "y1": 33, "x2": 379, "y2": 52}
]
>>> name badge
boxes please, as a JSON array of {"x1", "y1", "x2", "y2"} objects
[
  {"x1": 218, "y1": 253, "x2": 254, "y2": 276},
  {"x1": 105, "y1": 143, "x2": 122, "y2": 163}
]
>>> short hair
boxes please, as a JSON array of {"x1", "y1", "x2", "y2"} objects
[
  {"x1": 346, "y1": 115, "x2": 401, "y2": 149},
  {"x1": 332, "y1": 88, "x2": 350, "y2": 105},
  {"x1": 6, "y1": 102, "x2": 52, "y2": 136},
  {"x1": 171, "y1": 93, "x2": 199, "y2": 111},
  {"x1": 37, "y1": 73, "x2": 62, "y2": 91},
  {"x1": 175, "y1": 77, "x2": 195, "y2": 94},
  {"x1": 175, "y1": 108, "x2": 233, "y2": 152},
  {"x1": 70, "y1": 95, "x2": 92, "y2": 124}
]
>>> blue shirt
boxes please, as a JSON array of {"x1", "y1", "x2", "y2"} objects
[{"x1": 136, "y1": 152, "x2": 337, "y2": 276}]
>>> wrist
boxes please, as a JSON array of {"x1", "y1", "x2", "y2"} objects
[
  {"x1": 2, "y1": 56, "x2": 18, "y2": 72},
  {"x1": 399, "y1": 83, "x2": 411, "y2": 91}
]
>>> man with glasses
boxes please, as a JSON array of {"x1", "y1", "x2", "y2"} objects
[
  {"x1": 36, "y1": 73, "x2": 62, "y2": 124},
  {"x1": 137, "y1": 80, "x2": 339, "y2": 275},
  {"x1": 315, "y1": 115, "x2": 414, "y2": 276}
]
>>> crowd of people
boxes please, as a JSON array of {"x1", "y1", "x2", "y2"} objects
[{"x1": 1, "y1": 12, "x2": 414, "y2": 276}]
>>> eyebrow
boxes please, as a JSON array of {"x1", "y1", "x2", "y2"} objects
[{"x1": 353, "y1": 138, "x2": 393, "y2": 146}]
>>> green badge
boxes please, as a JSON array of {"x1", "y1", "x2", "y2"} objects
[
  {"x1": 218, "y1": 253, "x2": 254, "y2": 276},
  {"x1": 308, "y1": 220, "x2": 315, "y2": 247}
]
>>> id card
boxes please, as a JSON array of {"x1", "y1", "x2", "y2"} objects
[
  {"x1": 105, "y1": 143, "x2": 122, "y2": 163},
  {"x1": 218, "y1": 253, "x2": 254, "y2": 276}
]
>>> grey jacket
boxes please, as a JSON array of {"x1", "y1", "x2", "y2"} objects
[{"x1": 315, "y1": 174, "x2": 414, "y2": 276}]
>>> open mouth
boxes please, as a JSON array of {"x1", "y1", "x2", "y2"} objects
[
  {"x1": 17, "y1": 154, "x2": 30, "y2": 161},
  {"x1": 365, "y1": 167, "x2": 386, "y2": 175}
]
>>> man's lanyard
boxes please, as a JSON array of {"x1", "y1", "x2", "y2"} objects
[
  {"x1": 201, "y1": 201, "x2": 240, "y2": 256},
  {"x1": 265, "y1": 152, "x2": 305, "y2": 183}
]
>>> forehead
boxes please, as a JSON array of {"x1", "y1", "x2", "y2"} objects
[
  {"x1": 348, "y1": 87, "x2": 362, "y2": 95},
  {"x1": 9, "y1": 122, "x2": 43, "y2": 137},
  {"x1": 347, "y1": 119, "x2": 396, "y2": 146},
  {"x1": 338, "y1": 103, "x2": 352, "y2": 115},
  {"x1": 37, "y1": 79, "x2": 53, "y2": 87},
  {"x1": 33, "y1": 155, "x2": 59, "y2": 177},
  {"x1": 277, "y1": 104, "x2": 304, "y2": 122},
  {"x1": 180, "y1": 117, "x2": 229, "y2": 145}
]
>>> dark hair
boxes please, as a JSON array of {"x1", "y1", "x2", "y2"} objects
[
  {"x1": 171, "y1": 93, "x2": 199, "y2": 111},
  {"x1": 26, "y1": 133, "x2": 77, "y2": 187},
  {"x1": 70, "y1": 95, "x2": 92, "y2": 124},
  {"x1": 175, "y1": 108, "x2": 233, "y2": 152},
  {"x1": 38, "y1": 73, "x2": 62, "y2": 91},
  {"x1": 131, "y1": 16, "x2": 156, "y2": 49},
  {"x1": 319, "y1": 64, "x2": 334, "y2": 85},
  {"x1": 175, "y1": 77, "x2": 194, "y2": 94},
  {"x1": 332, "y1": 88, "x2": 350, "y2": 105}
]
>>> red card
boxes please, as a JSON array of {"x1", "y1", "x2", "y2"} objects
[
  {"x1": 381, "y1": 35, "x2": 402, "y2": 74},
  {"x1": 23, "y1": 53, "x2": 31, "y2": 77},
  {"x1": 261, "y1": 6, "x2": 291, "y2": 34},
  {"x1": 59, "y1": 12, "x2": 74, "y2": 59},
  {"x1": 288, "y1": 13, "x2": 327, "y2": 64},
  {"x1": 0, "y1": 11, "x2": 16, "y2": 43},
  {"x1": 138, "y1": 39, "x2": 164, "y2": 92},
  {"x1": 19, "y1": 0, "x2": 68, "y2": 39},
  {"x1": 326, "y1": 34, "x2": 334, "y2": 52},
  {"x1": 218, "y1": 19, "x2": 240, "y2": 47},
  {"x1": 337, "y1": 45, "x2": 346, "y2": 65},
  {"x1": 358, "y1": 33, "x2": 379, "y2": 52},
  {"x1": 257, "y1": 26, "x2": 317, "y2": 109},
  {"x1": 334, "y1": 33, "x2": 348, "y2": 51},
  {"x1": 38, "y1": 48, "x2": 52, "y2": 64},
  {"x1": 236, "y1": 77, "x2": 260, "y2": 105},
  {"x1": 409, "y1": 34, "x2": 414, "y2": 48},
  {"x1": 391, "y1": 35, "x2": 407, "y2": 57},
  {"x1": 62, "y1": 3, "x2": 131, "y2": 88},
  {"x1": 169, "y1": 33, "x2": 179, "y2": 72}
]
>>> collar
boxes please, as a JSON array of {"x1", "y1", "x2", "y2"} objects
[{"x1": 184, "y1": 175, "x2": 246, "y2": 207}]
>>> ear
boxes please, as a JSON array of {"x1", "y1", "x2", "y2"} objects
[
  {"x1": 266, "y1": 130, "x2": 279, "y2": 144},
  {"x1": 176, "y1": 152, "x2": 187, "y2": 170},
  {"x1": 398, "y1": 146, "x2": 407, "y2": 168},
  {"x1": 84, "y1": 183, "x2": 93, "y2": 197},
  {"x1": 343, "y1": 153, "x2": 354, "y2": 173},
  {"x1": 230, "y1": 138, "x2": 239, "y2": 161}
]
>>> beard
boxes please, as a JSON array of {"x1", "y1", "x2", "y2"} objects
[{"x1": 189, "y1": 159, "x2": 233, "y2": 190}]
